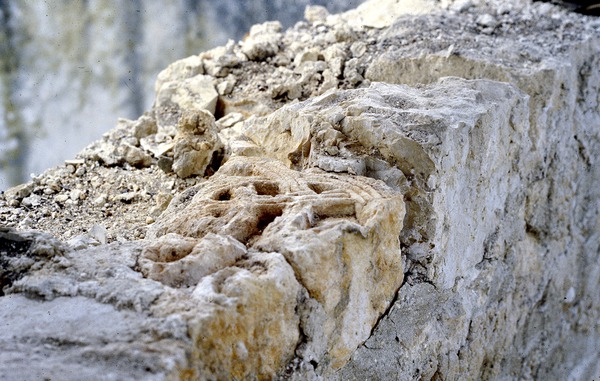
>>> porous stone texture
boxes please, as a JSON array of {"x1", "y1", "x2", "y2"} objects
[
  {"x1": 147, "y1": 155, "x2": 404, "y2": 371},
  {"x1": 0, "y1": 0, "x2": 599, "y2": 380}
]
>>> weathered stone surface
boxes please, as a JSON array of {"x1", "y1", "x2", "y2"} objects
[
  {"x1": 139, "y1": 233, "x2": 247, "y2": 288},
  {"x1": 163, "y1": 250, "x2": 301, "y2": 380},
  {"x1": 131, "y1": 114, "x2": 159, "y2": 140},
  {"x1": 154, "y1": 55, "x2": 205, "y2": 95},
  {"x1": 118, "y1": 143, "x2": 154, "y2": 168},
  {"x1": 171, "y1": 110, "x2": 222, "y2": 178},
  {"x1": 0, "y1": 227, "x2": 65, "y2": 296},
  {"x1": 0, "y1": 1, "x2": 599, "y2": 380},
  {"x1": 0, "y1": 153, "x2": 404, "y2": 379},
  {"x1": 334, "y1": 6, "x2": 600, "y2": 381},
  {"x1": 241, "y1": 21, "x2": 283, "y2": 61},
  {"x1": 148, "y1": 155, "x2": 405, "y2": 371},
  {"x1": 0, "y1": 240, "x2": 187, "y2": 381},
  {"x1": 237, "y1": 77, "x2": 556, "y2": 379},
  {"x1": 155, "y1": 74, "x2": 219, "y2": 132},
  {"x1": 0, "y1": 231, "x2": 302, "y2": 380}
]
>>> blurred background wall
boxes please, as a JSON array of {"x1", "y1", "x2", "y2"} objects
[{"x1": 0, "y1": 0, "x2": 363, "y2": 190}]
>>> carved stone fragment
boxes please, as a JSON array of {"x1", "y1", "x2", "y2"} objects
[{"x1": 147, "y1": 155, "x2": 405, "y2": 370}]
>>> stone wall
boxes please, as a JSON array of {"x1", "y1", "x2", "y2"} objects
[{"x1": 0, "y1": 0, "x2": 598, "y2": 380}]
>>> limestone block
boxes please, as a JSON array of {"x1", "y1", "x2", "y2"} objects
[
  {"x1": 171, "y1": 109, "x2": 222, "y2": 178},
  {"x1": 148, "y1": 155, "x2": 405, "y2": 369},
  {"x1": 216, "y1": 76, "x2": 236, "y2": 95},
  {"x1": 154, "y1": 54, "x2": 204, "y2": 94},
  {"x1": 245, "y1": 78, "x2": 528, "y2": 292},
  {"x1": 116, "y1": 143, "x2": 153, "y2": 168},
  {"x1": 323, "y1": 44, "x2": 347, "y2": 77},
  {"x1": 172, "y1": 75, "x2": 218, "y2": 115},
  {"x1": 131, "y1": 114, "x2": 158, "y2": 140},
  {"x1": 2, "y1": 1, "x2": 599, "y2": 380},
  {"x1": 155, "y1": 75, "x2": 218, "y2": 132},
  {"x1": 243, "y1": 108, "x2": 311, "y2": 169},
  {"x1": 293, "y1": 48, "x2": 321, "y2": 67},
  {"x1": 182, "y1": 251, "x2": 301, "y2": 379},
  {"x1": 334, "y1": 8, "x2": 600, "y2": 378}
]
